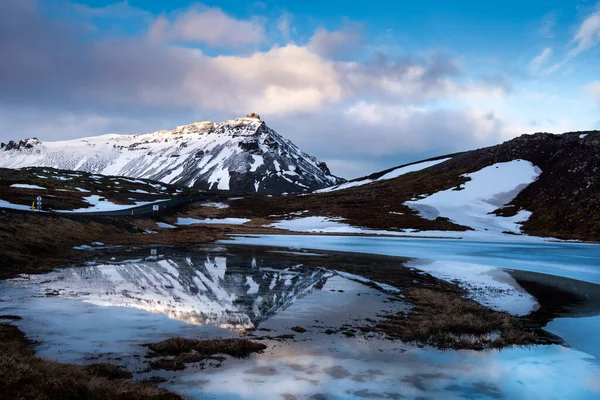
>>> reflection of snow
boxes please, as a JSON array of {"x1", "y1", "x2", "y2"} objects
[
  {"x1": 19, "y1": 255, "x2": 330, "y2": 331},
  {"x1": 406, "y1": 260, "x2": 539, "y2": 316}
]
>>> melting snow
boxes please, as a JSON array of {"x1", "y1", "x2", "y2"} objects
[
  {"x1": 10, "y1": 184, "x2": 46, "y2": 190},
  {"x1": 57, "y1": 195, "x2": 167, "y2": 213},
  {"x1": 201, "y1": 202, "x2": 230, "y2": 209},
  {"x1": 405, "y1": 160, "x2": 541, "y2": 233},
  {"x1": 176, "y1": 217, "x2": 251, "y2": 225},
  {"x1": 0, "y1": 199, "x2": 34, "y2": 211},
  {"x1": 156, "y1": 222, "x2": 177, "y2": 229}
]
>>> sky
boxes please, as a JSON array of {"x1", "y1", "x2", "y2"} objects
[{"x1": 1, "y1": 0, "x2": 599, "y2": 178}]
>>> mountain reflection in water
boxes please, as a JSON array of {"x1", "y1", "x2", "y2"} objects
[{"x1": 28, "y1": 252, "x2": 333, "y2": 331}]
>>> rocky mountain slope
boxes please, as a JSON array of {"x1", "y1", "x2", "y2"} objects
[
  {"x1": 0, "y1": 114, "x2": 343, "y2": 195},
  {"x1": 187, "y1": 131, "x2": 600, "y2": 241}
]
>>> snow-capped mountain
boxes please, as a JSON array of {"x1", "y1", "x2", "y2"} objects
[{"x1": 0, "y1": 114, "x2": 344, "y2": 194}]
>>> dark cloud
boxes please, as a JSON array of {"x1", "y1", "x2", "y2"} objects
[{"x1": 0, "y1": 1, "x2": 184, "y2": 109}]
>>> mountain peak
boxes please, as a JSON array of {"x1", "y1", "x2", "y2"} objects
[{"x1": 0, "y1": 117, "x2": 344, "y2": 194}]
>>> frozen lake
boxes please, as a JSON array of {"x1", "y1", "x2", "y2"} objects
[{"x1": 1, "y1": 236, "x2": 599, "y2": 399}]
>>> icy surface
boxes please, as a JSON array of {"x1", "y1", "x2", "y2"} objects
[
  {"x1": 405, "y1": 160, "x2": 542, "y2": 233},
  {"x1": 225, "y1": 235, "x2": 600, "y2": 284},
  {"x1": 10, "y1": 183, "x2": 46, "y2": 190},
  {"x1": 176, "y1": 217, "x2": 251, "y2": 225}
]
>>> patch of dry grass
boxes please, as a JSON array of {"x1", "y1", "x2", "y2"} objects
[
  {"x1": 0, "y1": 323, "x2": 181, "y2": 400},
  {"x1": 147, "y1": 337, "x2": 266, "y2": 357},
  {"x1": 146, "y1": 337, "x2": 266, "y2": 371},
  {"x1": 377, "y1": 289, "x2": 537, "y2": 350}
]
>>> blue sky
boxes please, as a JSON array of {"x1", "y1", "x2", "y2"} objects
[{"x1": 1, "y1": 0, "x2": 599, "y2": 178}]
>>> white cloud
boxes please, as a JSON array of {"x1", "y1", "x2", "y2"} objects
[
  {"x1": 586, "y1": 81, "x2": 600, "y2": 102},
  {"x1": 530, "y1": 47, "x2": 553, "y2": 68},
  {"x1": 149, "y1": 6, "x2": 264, "y2": 47},
  {"x1": 179, "y1": 45, "x2": 344, "y2": 114},
  {"x1": 539, "y1": 12, "x2": 557, "y2": 38},
  {"x1": 276, "y1": 12, "x2": 293, "y2": 41},
  {"x1": 570, "y1": 8, "x2": 600, "y2": 57}
]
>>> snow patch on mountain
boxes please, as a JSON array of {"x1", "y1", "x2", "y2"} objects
[
  {"x1": 405, "y1": 160, "x2": 542, "y2": 233},
  {"x1": 10, "y1": 183, "x2": 46, "y2": 190},
  {"x1": 0, "y1": 117, "x2": 344, "y2": 194}
]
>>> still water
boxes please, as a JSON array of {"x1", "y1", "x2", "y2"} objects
[{"x1": 1, "y1": 238, "x2": 599, "y2": 399}]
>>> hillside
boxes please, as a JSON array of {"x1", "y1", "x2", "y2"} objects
[
  {"x1": 174, "y1": 130, "x2": 600, "y2": 242},
  {"x1": 0, "y1": 115, "x2": 344, "y2": 195}
]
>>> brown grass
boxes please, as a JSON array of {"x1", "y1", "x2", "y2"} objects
[
  {"x1": 0, "y1": 323, "x2": 181, "y2": 400},
  {"x1": 146, "y1": 337, "x2": 266, "y2": 371},
  {"x1": 147, "y1": 337, "x2": 267, "y2": 357},
  {"x1": 377, "y1": 288, "x2": 537, "y2": 350},
  {"x1": 149, "y1": 354, "x2": 226, "y2": 371},
  {"x1": 0, "y1": 211, "x2": 226, "y2": 280}
]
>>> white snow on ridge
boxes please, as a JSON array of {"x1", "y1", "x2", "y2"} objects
[
  {"x1": 405, "y1": 160, "x2": 541, "y2": 233},
  {"x1": 10, "y1": 184, "x2": 46, "y2": 190},
  {"x1": 201, "y1": 202, "x2": 230, "y2": 209},
  {"x1": 176, "y1": 217, "x2": 251, "y2": 225},
  {"x1": 377, "y1": 158, "x2": 452, "y2": 181},
  {"x1": 315, "y1": 158, "x2": 451, "y2": 193},
  {"x1": 57, "y1": 195, "x2": 168, "y2": 213}
]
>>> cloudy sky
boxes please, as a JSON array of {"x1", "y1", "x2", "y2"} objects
[{"x1": 1, "y1": 0, "x2": 599, "y2": 178}]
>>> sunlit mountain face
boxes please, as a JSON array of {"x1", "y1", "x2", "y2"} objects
[{"x1": 28, "y1": 248, "x2": 334, "y2": 331}]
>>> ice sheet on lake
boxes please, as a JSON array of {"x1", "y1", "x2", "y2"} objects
[{"x1": 223, "y1": 235, "x2": 600, "y2": 284}]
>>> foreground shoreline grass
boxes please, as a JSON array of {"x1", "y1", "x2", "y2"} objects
[{"x1": 0, "y1": 323, "x2": 182, "y2": 400}]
